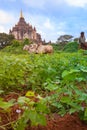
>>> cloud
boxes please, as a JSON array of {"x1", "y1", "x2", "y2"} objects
[
  {"x1": 0, "y1": 26, "x2": 6, "y2": 32},
  {"x1": 22, "y1": 0, "x2": 45, "y2": 9},
  {"x1": 65, "y1": 0, "x2": 87, "y2": 7},
  {"x1": 3, "y1": 0, "x2": 16, "y2": 1},
  {"x1": 57, "y1": 31, "x2": 66, "y2": 36},
  {"x1": 44, "y1": 18, "x2": 54, "y2": 30},
  {"x1": 22, "y1": 0, "x2": 87, "y2": 9},
  {"x1": 0, "y1": 10, "x2": 17, "y2": 33},
  {"x1": 22, "y1": 0, "x2": 64, "y2": 9},
  {"x1": 0, "y1": 10, "x2": 15, "y2": 24}
]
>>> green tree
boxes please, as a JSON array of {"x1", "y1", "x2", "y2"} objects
[
  {"x1": 0, "y1": 33, "x2": 14, "y2": 49},
  {"x1": 56, "y1": 35, "x2": 73, "y2": 44},
  {"x1": 23, "y1": 38, "x2": 33, "y2": 45}
]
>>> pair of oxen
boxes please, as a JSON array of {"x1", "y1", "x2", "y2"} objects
[{"x1": 23, "y1": 43, "x2": 53, "y2": 54}]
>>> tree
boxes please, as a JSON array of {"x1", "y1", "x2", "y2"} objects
[
  {"x1": 0, "y1": 33, "x2": 14, "y2": 49},
  {"x1": 73, "y1": 38, "x2": 79, "y2": 42},
  {"x1": 56, "y1": 35, "x2": 73, "y2": 44},
  {"x1": 23, "y1": 38, "x2": 33, "y2": 45}
]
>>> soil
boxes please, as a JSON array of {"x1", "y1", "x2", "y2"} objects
[
  {"x1": 26, "y1": 113, "x2": 87, "y2": 130},
  {"x1": 0, "y1": 93, "x2": 87, "y2": 130}
]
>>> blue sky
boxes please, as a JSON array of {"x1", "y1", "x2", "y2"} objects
[{"x1": 0, "y1": 0, "x2": 87, "y2": 42}]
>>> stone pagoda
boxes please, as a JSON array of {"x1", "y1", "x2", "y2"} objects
[{"x1": 9, "y1": 11, "x2": 42, "y2": 43}]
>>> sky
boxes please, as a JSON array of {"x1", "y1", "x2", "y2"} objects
[{"x1": 0, "y1": 0, "x2": 87, "y2": 42}]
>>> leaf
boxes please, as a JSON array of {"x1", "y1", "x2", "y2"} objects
[
  {"x1": 69, "y1": 108, "x2": 77, "y2": 114},
  {"x1": 81, "y1": 68, "x2": 87, "y2": 73},
  {"x1": 36, "y1": 113, "x2": 46, "y2": 126},
  {"x1": 25, "y1": 91, "x2": 35, "y2": 97},
  {"x1": 36, "y1": 102, "x2": 49, "y2": 113},
  {"x1": 60, "y1": 96, "x2": 71, "y2": 104},
  {"x1": 62, "y1": 69, "x2": 80, "y2": 78},
  {"x1": 78, "y1": 93, "x2": 87, "y2": 101},
  {"x1": 37, "y1": 94, "x2": 43, "y2": 100},
  {"x1": 62, "y1": 70, "x2": 68, "y2": 78},
  {"x1": 0, "y1": 100, "x2": 13, "y2": 110},
  {"x1": 84, "y1": 108, "x2": 87, "y2": 117},
  {"x1": 17, "y1": 96, "x2": 30, "y2": 105},
  {"x1": 0, "y1": 90, "x2": 4, "y2": 94},
  {"x1": 28, "y1": 110, "x2": 46, "y2": 126}
]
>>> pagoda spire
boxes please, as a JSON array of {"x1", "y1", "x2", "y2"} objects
[{"x1": 20, "y1": 10, "x2": 23, "y2": 18}]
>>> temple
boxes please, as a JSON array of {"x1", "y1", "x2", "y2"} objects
[{"x1": 9, "y1": 11, "x2": 42, "y2": 43}]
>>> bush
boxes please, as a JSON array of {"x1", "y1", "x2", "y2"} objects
[
  {"x1": 11, "y1": 40, "x2": 21, "y2": 47},
  {"x1": 23, "y1": 38, "x2": 33, "y2": 45},
  {"x1": 63, "y1": 41, "x2": 78, "y2": 52}
]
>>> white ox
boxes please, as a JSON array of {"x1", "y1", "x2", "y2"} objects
[
  {"x1": 23, "y1": 43, "x2": 53, "y2": 54},
  {"x1": 36, "y1": 44, "x2": 53, "y2": 54}
]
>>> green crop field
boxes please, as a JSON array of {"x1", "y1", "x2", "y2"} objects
[{"x1": 0, "y1": 41, "x2": 87, "y2": 129}]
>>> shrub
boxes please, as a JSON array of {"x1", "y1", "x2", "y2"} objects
[{"x1": 63, "y1": 41, "x2": 78, "y2": 52}]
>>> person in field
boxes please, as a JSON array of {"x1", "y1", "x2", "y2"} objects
[{"x1": 79, "y1": 32, "x2": 87, "y2": 49}]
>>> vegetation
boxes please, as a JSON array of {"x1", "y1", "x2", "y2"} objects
[
  {"x1": 0, "y1": 39, "x2": 87, "y2": 129},
  {"x1": 56, "y1": 34, "x2": 73, "y2": 43},
  {"x1": 63, "y1": 41, "x2": 79, "y2": 52},
  {"x1": 0, "y1": 33, "x2": 14, "y2": 49},
  {"x1": 1, "y1": 39, "x2": 32, "y2": 54},
  {"x1": 52, "y1": 41, "x2": 79, "y2": 52}
]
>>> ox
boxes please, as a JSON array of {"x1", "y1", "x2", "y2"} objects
[{"x1": 36, "y1": 44, "x2": 53, "y2": 54}]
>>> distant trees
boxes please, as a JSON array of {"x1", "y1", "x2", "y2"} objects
[
  {"x1": 0, "y1": 33, "x2": 14, "y2": 49},
  {"x1": 73, "y1": 38, "x2": 79, "y2": 42},
  {"x1": 56, "y1": 34, "x2": 73, "y2": 44}
]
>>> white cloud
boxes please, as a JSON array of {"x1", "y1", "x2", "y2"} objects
[
  {"x1": 44, "y1": 19, "x2": 54, "y2": 30},
  {"x1": 0, "y1": 10, "x2": 18, "y2": 33},
  {"x1": 0, "y1": 26, "x2": 6, "y2": 32},
  {"x1": 65, "y1": 0, "x2": 87, "y2": 7},
  {"x1": 22, "y1": 0, "x2": 87, "y2": 8},
  {"x1": 3, "y1": 0, "x2": 16, "y2": 1},
  {"x1": 0, "y1": 10, "x2": 15, "y2": 24},
  {"x1": 57, "y1": 31, "x2": 66, "y2": 35},
  {"x1": 22, "y1": 0, "x2": 64, "y2": 9},
  {"x1": 22, "y1": 0, "x2": 45, "y2": 9}
]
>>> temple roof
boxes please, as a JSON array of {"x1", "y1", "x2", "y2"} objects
[{"x1": 20, "y1": 10, "x2": 23, "y2": 18}]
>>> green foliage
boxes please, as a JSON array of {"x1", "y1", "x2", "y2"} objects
[
  {"x1": 1, "y1": 30, "x2": 87, "y2": 129},
  {"x1": 62, "y1": 66, "x2": 87, "y2": 82},
  {"x1": 1, "y1": 40, "x2": 28, "y2": 54},
  {"x1": 0, "y1": 52, "x2": 87, "y2": 93},
  {"x1": 13, "y1": 94, "x2": 48, "y2": 129},
  {"x1": 63, "y1": 41, "x2": 78, "y2": 52},
  {"x1": 52, "y1": 43, "x2": 66, "y2": 52},
  {"x1": 0, "y1": 98, "x2": 13, "y2": 110},
  {"x1": 0, "y1": 47, "x2": 87, "y2": 128},
  {"x1": 52, "y1": 41, "x2": 79, "y2": 53},
  {"x1": 11, "y1": 40, "x2": 21, "y2": 47},
  {"x1": 0, "y1": 95, "x2": 48, "y2": 130},
  {"x1": 23, "y1": 38, "x2": 33, "y2": 45},
  {"x1": 0, "y1": 39, "x2": 32, "y2": 54},
  {"x1": 0, "y1": 33, "x2": 14, "y2": 49},
  {"x1": 44, "y1": 63, "x2": 87, "y2": 118}
]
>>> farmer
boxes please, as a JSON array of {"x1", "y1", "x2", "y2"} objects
[{"x1": 79, "y1": 32, "x2": 87, "y2": 49}]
